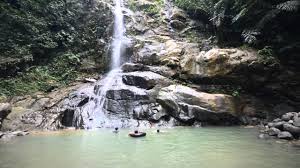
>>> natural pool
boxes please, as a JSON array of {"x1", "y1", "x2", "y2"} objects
[{"x1": 0, "y1": 127, "x2": 299, "y2": 168}]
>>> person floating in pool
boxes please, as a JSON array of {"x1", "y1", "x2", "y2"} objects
[
  {"x1": 129, "y1": 130, "x2": 146, "y2": 137},
  {"x1": 155, "y1": 129, "x2": 167, "y2": 134},
  {"x1": 113, "y1": 127, "x2": 119, "y2": 133}
]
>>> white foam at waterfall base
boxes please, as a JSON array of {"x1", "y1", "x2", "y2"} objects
[
  {"x1": 82, "y1": 68, "x2": 151, "y2": 129},
  {"x1": 88, "y1": 69, "x2": 121, "y2": 128}
]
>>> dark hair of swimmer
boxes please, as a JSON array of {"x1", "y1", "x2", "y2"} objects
[
  {"x1": 134, "y1": 130, "x2": 138, "y2": 134},
  {"x1": 115, "y1": 127, "x2": 118, "y2": 131},
  {"x1": 157, "y1": 129, "x2": 160, "y2": 133}
]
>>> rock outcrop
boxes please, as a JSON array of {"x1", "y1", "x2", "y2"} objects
[
  {"x1": 157, "y1": 85, "x2": 239, "y2": 125},
  {"x1": 181, "y1": 48, "x2": 260, "y2": 81},
  {"x1": 20, "y1": 64, "x2": 242, "y2": 130},
  {"x1": 0, "y1": 130, "x2": 29, "y2": 141},
  {"x1": 1, "y1": 83, "x2": 87, "y2": 131}
]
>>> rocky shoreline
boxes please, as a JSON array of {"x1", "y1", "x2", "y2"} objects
[
  {"x1": 0, "y1": 130, "x2": 29, "y2": 141},
  {"x1": 260, "y1": 112, "x2": 300, "y2": 140}
]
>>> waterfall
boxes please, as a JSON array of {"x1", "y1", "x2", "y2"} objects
[
  {"x1": 111, "y1": 0, "x2": 125, "y2": 69},
  {"x1": 72, "y1": 0, "x2": 128, "y2": 129}
]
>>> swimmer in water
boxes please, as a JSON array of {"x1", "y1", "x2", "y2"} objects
[{"x1": 113, "y1": 127, "x2": 119, "y2": 133}]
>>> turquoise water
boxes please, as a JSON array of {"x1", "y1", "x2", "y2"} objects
[{"x1": 0, "y1": 127, "x2": 299, "y2": 168}]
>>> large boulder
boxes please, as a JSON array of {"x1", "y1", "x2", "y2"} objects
[
  {"x1": 180, "y1": 48, "x2": 263, "y2": 83},
  {"x1": 277, "y1": 131, "x2": 294, "y2": 140},
  {"x1": 283, "y1": 123, "x2": 300, "y2": 137},
  {"x1": 281, "y1": 112, "x2": 296, "y2": 121},
  {"x1": 267, "y1": 127, "x2": 281, "y2": 136},
  {"x1": 157, "y1": 85, "x2": 239, "y2": 125},
  {"x1": 133, "y1": 103, "x2": 168, "y2": 121},
  {"x1": 1, "y1": 83, "x2": 85, "y2": 131},
  {"x1": 159, "y1": 40, "x2": 184, "y2": 67},
  {"x1": 294, "y1": 115, "x2": 300, "y2": 127},
  {"x1": 1, "y1": 106, "x2": 41, "y2": 131},
  {"x1": 157, "y1": 40, "x2": 201, "y2": 69},
  {"x1": 267, "y1": 121, "x2": 287, "y2": 130},
  {"x1": 133, "y1": 39, "x2": 199, "y2": 68},
  {"x1": 122, "y1": 71, "x2": 171, "y2": 89},
  {"x1": 135, "y1": 43, "x2": 162, "y2": 65}
]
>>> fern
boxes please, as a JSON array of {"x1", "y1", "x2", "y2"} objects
[
  {"x1": 174, "y1": 0, "x2": 300, "y2": 44},
  {"x1": 242, "y1": 29, "x2": 260, "y2": 44}
]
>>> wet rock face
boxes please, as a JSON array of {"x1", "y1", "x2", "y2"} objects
[
  {"x1": 122, "y1": 71, "x2": 171, "y2": 89},
  {"x1": 157, "y1": 85, "x2": 239, "y2": 125},
  {"x1": 106, "y1": 88, "x2": 149, "y2": 101},
  {"x1": 58, "y1": 64, "x2": 245, "y2": 128},
  {"x1": 103, "y1": 72, "x2": 171, "y2": 117},
  {"x1": 103, "y1": 88, "x2": 151, "y2": 118}
]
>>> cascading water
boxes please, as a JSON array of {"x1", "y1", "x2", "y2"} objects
[
  {"x1": 70, "y1": 0, "x2": 173, "y2": 129},
  {"x1": 72, "y1": 0, "x2": 129, "y2": 129},
  {"x1": 111, "y1": 0, "x2": 125, "y2": 69}
]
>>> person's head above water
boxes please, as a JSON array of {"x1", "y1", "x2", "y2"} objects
[
  {"x1": 115, "y1": 127, "x2": 118, "y2": 131},
  {"x1": 134, "y1": 130, "x2": 138, "y2": 134},
  {"x1": 157, "y1": 129, "x2": 160, "y2": 133}
]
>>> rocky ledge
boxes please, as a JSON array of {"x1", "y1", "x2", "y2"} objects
[
  {"x1": 59, "y1": 63, "x2": 242, "y2": 129},
  {"x1": 260, "y1": 112, "x2": 300, "y2": 140},
  {"x1": 0, "y1": 130, "x2": 29, "y2": 141}
]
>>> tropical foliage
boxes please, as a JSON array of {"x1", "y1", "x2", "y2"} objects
[
  {"x1": 175, "y1": 0, "x2": 300, "y2": 46},
  {"x1": 0, "y1": 0, "x2": 112, "y2": 76},
  {"x1": 0, "y1": 0, "x2": 112, "y2": 96}
]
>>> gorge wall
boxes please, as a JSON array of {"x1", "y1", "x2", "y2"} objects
[{"x1": 0, "y1": 0, "x2": 299, "y2": 131}]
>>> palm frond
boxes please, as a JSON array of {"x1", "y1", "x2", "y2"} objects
[
  {"x1": 277, "y1": 0, "x2": 300, "y2": 11},
  {"x1": 242, "y1": 29, "x2": 260, "y2": 44}
]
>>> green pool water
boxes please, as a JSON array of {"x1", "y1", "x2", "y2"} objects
[{"x1": 0, "y1": 127, "x2": 299, "y2": 168}]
